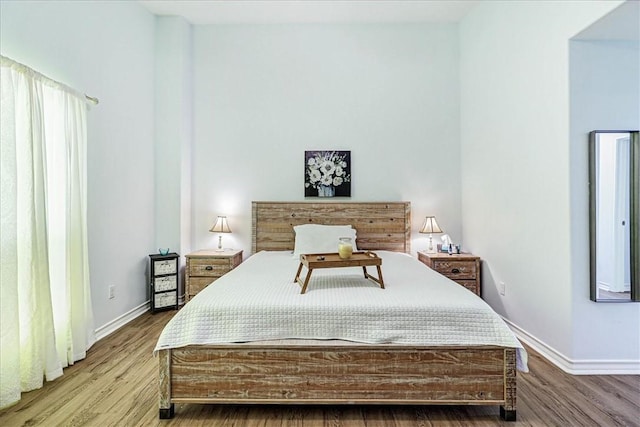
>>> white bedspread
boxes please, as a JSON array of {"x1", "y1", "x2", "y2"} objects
[{"x1": 154, "y1": 251, "x2": 528, "y2": 371}]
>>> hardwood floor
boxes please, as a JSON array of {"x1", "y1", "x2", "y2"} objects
[{"x1": 1, "y1": 310, "x2": 638, "y2": 427}]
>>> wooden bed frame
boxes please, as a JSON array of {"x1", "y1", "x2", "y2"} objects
[{"x1": 158, "y1": 201, "x2": 517, "y2": 421}]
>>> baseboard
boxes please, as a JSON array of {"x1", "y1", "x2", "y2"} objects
[
  {"x1": 502, "y1": 317, "x2": 640, "y2": 375},
  {"x1": 94, "y1": 301, "x2": 150, "y2": 341}
]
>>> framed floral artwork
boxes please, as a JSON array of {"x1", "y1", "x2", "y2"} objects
[{"x1": 304, "y1": 150, "x2": 351, "y2": 197}]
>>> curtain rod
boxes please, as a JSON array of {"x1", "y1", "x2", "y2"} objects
[
  {"x1": 1, "y1": 55, "x2": 99, "y2": 106},
  {"x1": 85, "y1": 95, "x2": 99, "y2": 105}
]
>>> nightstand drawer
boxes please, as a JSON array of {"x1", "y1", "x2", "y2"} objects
[
  {"x1": 431, "y1": 260, "x2": 477, "y2": 280},
  {"x1": 185, "y1": 249, "x2": 243, "y2": 302},
  {"x1": 457, "y1": 280, "x2": 480, "y2": 295},
  {"x1": 188, "y1": 277, "x2": 217, "y2": 297},
  {"x1": 417, "y1": 251, "x2": 481, "y2": 297},
  {"x1": 189, "y1": 258, "x2": 233, "y2": 277}
]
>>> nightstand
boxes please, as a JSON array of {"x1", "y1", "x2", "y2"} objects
[
  {"x1": 185, "y1": 249, "x2": 243, "y2": 301},
  {"x1": 149, "y1": 253, "x2": 179, "y2": 313},
  {"x1": 417, "y1": 251, "x2": 481, "y2": 297}
]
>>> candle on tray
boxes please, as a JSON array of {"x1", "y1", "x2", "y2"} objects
[{"x1": 338, "y1": 237, "x2": 353, "y2": 259}]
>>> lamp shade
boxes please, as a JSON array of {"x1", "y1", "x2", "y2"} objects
[
  {"x1": 209, "y1": 216, "x2": 231, "y2": 234},
  {"x1": 419, "y1": 216, "x2": 443, "y2": 234}
]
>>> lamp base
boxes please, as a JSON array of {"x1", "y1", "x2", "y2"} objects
[
  {"x1": 216, "y1": 235, "x2": 224, "y2": 252},
  {"x1": 426, "y1": 235, "x2": 436, "y2": 253}
]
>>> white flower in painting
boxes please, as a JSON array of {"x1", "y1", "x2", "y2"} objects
[
  {"x1": 305, "y1": 151, "x2": 350, "y2": 191},
  {"x1": 319, "y1": 160, "x2": 336, "y2": 176},
  {"x1": 309, "y1": 169, "x2": 321, "y2": 183}
]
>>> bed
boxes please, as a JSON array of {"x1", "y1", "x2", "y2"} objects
[{"x1": 156, "y1": 201, "x2": 524, "y2": 421}]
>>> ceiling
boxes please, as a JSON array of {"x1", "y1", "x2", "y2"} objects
[
  {"x1": 574, "y1": 0, "x2": 639, "y2": 41},
  {"x1": 138, "y1": 0, "x2": 638, "y2": 41},
  {"x1": 138, "y1": 0, "x2": 479, "y2": 25}
]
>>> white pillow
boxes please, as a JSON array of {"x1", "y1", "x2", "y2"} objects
[{"x1": 292, "y1": 224, "x2": 358, "y2": 258}]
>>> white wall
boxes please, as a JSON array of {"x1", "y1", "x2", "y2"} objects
[
  {"x1": 569, "y1": 38, "x2": 639, "y2": 363},
  {"x1": 192, "y1": 24, "x2": 462, "y2": 255},
  {"x1": 460, "y1": 0, "x2": 634, "y2": 372},
  {"x1": 0, "y1": 1, "x2": 156, "y2": 330},
  {"x1": 154, "y1": 17, "x2": 193, "y2": 298},
  {"x1": 3, "y1": 0, "x2": 636, "y2": 372}
]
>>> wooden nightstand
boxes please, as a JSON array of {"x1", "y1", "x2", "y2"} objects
[
  {"x1": 185, "y1": 249, "x2": 243, "y2": 301},
  {"x1": 417, "y1": 251, "x2": 481, "y2": 297}
]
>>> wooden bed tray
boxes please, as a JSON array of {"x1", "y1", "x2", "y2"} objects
[
  {"x1": 158, "y1": 201, "x2": 517, "y2": 421},
  {"x1": 294, "y1": 251, "x2": 384, "y2": 293}
]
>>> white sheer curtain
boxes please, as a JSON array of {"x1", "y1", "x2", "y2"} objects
[{"x1": 0, "y1": 56, "x2": 95, "y2": 409}]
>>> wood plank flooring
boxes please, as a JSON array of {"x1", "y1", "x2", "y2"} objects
[{"x1": 0, "y1": 310, "x2": 638, "y2": 426}]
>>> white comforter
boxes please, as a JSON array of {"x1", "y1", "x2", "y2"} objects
[{"x1": 154, "y1": 250, "x2": 528, "y2": 371}]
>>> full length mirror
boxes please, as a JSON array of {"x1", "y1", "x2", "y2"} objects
[{"x1": 589, "y1": 130, "x2": 639, "y2": 302}]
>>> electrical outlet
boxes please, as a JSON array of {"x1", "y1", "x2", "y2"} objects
[
  {"x1": 499, "y1": 281, "x2": 506, "y2": 296},
  {"x1": 108, "y1": 285, "x2": 115, "y2": 299}
]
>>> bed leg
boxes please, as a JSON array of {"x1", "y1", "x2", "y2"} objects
[
  {"x1": 501, "y1": 348, "x2": 517, "y2": 421},
  {"x1": 500, "y1": 406, "x2": 516, "y2": 421},
  {"x1": 159, "y1": 349, "x2": 173, "y2": 419},
  {"x1": 159, "y1": 404, "x2": 175, "y2": 419}
]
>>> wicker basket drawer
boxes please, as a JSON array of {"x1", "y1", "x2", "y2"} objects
[
  {"x1": 432, "y1": 260, "x2": 477, "y2": 280},
  {"x1": 154, "y1": 291, "x2": 177, "y2": 309},
  {"x1": 154, "y1": 275, "x2": 177, "y2": 292}
]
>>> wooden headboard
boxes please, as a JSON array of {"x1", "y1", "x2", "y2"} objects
[{"x1": 251, "y1": 201, "x2": 411, "y2": 254}]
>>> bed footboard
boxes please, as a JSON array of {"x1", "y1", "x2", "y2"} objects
[{"x1": 158, "y1": 345, "x2": 517, "y2": 421}]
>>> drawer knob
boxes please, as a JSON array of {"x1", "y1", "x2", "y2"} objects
[
  {"x1": 205, "y1": 266, "x2": 213, "y2": 271},
  {"x1": 451, "y1": 268, "x2": 460, "y2": 274}
]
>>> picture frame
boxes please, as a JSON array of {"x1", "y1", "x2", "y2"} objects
[{"x1": 304, "y1": 150, "x2": 351, "y2": 197}]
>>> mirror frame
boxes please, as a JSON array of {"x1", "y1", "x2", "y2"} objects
[{"x1": 589, "y1": 130, "x2": 640, "y2": 302}]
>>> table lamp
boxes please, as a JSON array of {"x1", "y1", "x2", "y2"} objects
[
  {"x1": 419, "y1": 216, "x2": 443, "y2": 253},
  {"x1": 209, "y1": 215, "x2": 231, "y2": 251}
]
